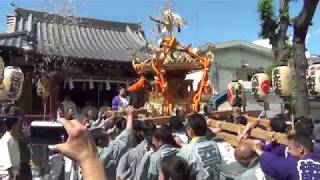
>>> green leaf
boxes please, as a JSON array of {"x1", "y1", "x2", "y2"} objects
[{"x1": 258, "y1": 0, "x2": 278, "y2": 39}]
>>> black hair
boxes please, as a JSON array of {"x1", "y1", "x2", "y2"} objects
[
  {"x1": 142, "y1": 120, "x2": 156, "y2": 147},
  {"x1": 161, "y1": 156, "x2": 196, "y2": 180},
  {"x1": 142, "y1": 120, "x2": 156, "y2": 136},
  {"x1": 186, "y1": 113, "x2": 207, "y2": 136},
  {"x1": 90, "y1": 128, "x2": 107, "y2": 145},
  {"x1": 287, "y1": 133, "x2": 314, "y2": 152},
  {"x1": 114, "y1": 117, "x2": 127, "y2": 130},
  {"x1": 133, "y1": 120, "x2": 144, "y2": 131},
  {"x1": 234, "y1": 116, "x2": 247, "y2": 125},
  {"x1": 118, "y1": 86, "x2": 126, "y2": 92},
  {"x1": 169, "y1": 116, "x2": 184, "y2": 131},
  {"x1": 153, "y1": 126, "x2": 177, "y2": 147},
  {"x1": 294, "y1": 117, "x2": 314, "y2": 137},
  {"x1": 1, "y1": 116, "x2": 19, "y2": 130},
  {"x1": 205, "y1": 127, "x2": 216, "y2": 140},
  {"x1": 270, "y1": 114, "x2": 287, "y2": 133},
  {"x1": 133, "y1": 120, "x2": 144, "y2": 145}
]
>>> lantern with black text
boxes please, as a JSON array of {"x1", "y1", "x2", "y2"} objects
[
  {"x1": 251, "y1": 73, "x2": 270, "y2": 102},
  {"x1": 0, "y1": 66, "x2": 24, "y2": 101},
  {"x1": 306, "y1": 64, "x2": 320, "y2": 97},
  {"x1": 272, "y1": 66, "x2": 292, "y2": 97},
  {"x1": 227, "y1": 81, "x2": 246, "y2": 107}
]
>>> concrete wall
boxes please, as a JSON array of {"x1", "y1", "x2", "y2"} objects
[
  {"x1": 210, "y1": 47, "x2": 273, "y2": 93},
  {"x1": 218, "y1": 91, "x2": 283, "y2": 118}
]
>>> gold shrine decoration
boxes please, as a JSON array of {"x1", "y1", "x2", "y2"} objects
[
  {"x1": 129, "y1": 36, "x2": 214, "y2": 114},
  {"x1": 129, "y1": 9, "x2": 214, "y2": 115},
  {"x1": 150, "y1": 9, "x2": 186, "y2": 34},
  {"x1": 185, "y1": 47, "x2": 213, "y2": 112},
  {"x1": 151, "y1": 37, "x2": 177, "y2": 114}
]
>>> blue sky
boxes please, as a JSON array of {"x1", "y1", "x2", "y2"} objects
[{"x1": 0, "y1": 0, "x2": 320, "y2": 54}]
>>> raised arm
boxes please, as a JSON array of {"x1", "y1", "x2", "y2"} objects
[
  {"x1": 53, "y1": 118, "x2": 106, "y2": 180},
  {"x1": 124, "y1": 106, "x2": 134, "y2": 130}
]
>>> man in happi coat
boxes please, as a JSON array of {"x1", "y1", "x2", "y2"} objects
[
  {"x1": 177, "y1": 113, "x2": 221, "y2": 180},
  {"x1": 116, "y1": 121, "x2": 156, "y2": 180},
  {"x1": 99, "y1": 107, "x2": 135, "y2": 180},
  {"x1": 254, "y1": 132, "x2": 320, "y2": 180},
  {"x1": 148, "y1": 126, "x2": 179, "y2": 179}
]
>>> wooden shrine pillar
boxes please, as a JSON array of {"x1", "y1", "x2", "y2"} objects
[{"x1": 49, "y1": 86, "x2": 59, "y2": 120}]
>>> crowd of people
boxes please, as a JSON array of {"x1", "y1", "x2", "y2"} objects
[
  {"x1": 1, "y1": 91, "x2": 320, "y2": 179},
  {"x1": 60, "y1": 87, "x2": 129, "y2": 123}
]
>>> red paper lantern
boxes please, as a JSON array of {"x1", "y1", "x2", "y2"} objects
[
  {"x1": 251, "y1": 73, "x2": 270, "y2": 102},
  {"x1": 227, "y1": 81, "x2": 246, "y2": 107}
]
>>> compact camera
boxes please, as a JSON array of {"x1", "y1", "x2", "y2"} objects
[{"x1": 30, "y1": 121, "x2": 67, "y2": 145}]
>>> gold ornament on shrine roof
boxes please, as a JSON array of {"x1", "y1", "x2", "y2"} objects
[{"x1": 128, "y1": 9, "x2": 215, "y2": 115}]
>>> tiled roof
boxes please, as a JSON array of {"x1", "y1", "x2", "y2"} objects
[
  {"x1": 0, "y1": 30, "x2": 29, "y2": 49},
  {"x1": 0, "y1": 8, "x2": 147, "y2": 62}
]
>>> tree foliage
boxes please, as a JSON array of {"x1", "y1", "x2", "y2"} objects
[
  {"x1": 258, "y1": 0, "x2": 278, "y2": 40},
  {"x1": 264, "y1": 63, "x2": 276, "y2": 79},
  {"x1": 258, "y1": 0, "x2": 291, "y2": 65},
  {"x1": 258, "y1": 0, "x2": 320, "y2": 118}
]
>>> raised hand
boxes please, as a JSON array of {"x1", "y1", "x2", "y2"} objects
[
  {"x1": 124, "y1": 106, "x2": 134, "y2": 117},
  {"x1": 51, "y1": 118, "x2": 106, "y2": 180}
]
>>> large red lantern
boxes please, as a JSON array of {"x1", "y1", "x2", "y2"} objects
[
  {"x1": 227, "y1": 80, "x2": 246, "y2": 107},
  {"x1": 251, "y1": 73, "x2": 270, "y2": 102}
]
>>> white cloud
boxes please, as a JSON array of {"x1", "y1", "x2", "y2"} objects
[
  {"x1": 306, "y1": 51, "x2": 311, "y2": 58},
  {"x1": 254, "y1": 34, "x2": 310, "y2": 47},
  {"x1": 253, "y1": 38, "x2": 310, "y2": 58},
  {"x1": 252, "y1": 39, "x2": 272, "y2": 49}
]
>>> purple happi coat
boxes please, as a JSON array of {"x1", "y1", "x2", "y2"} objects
[
  {"x1": 297, "y1": 153, "x2": 320, "y2": 180},
  {"x1": 263, "y1": 142, "x2": 287, "y2": 157},
  {"x1": 260, "y1": 151, "x2": 320, "y2": 180}
]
